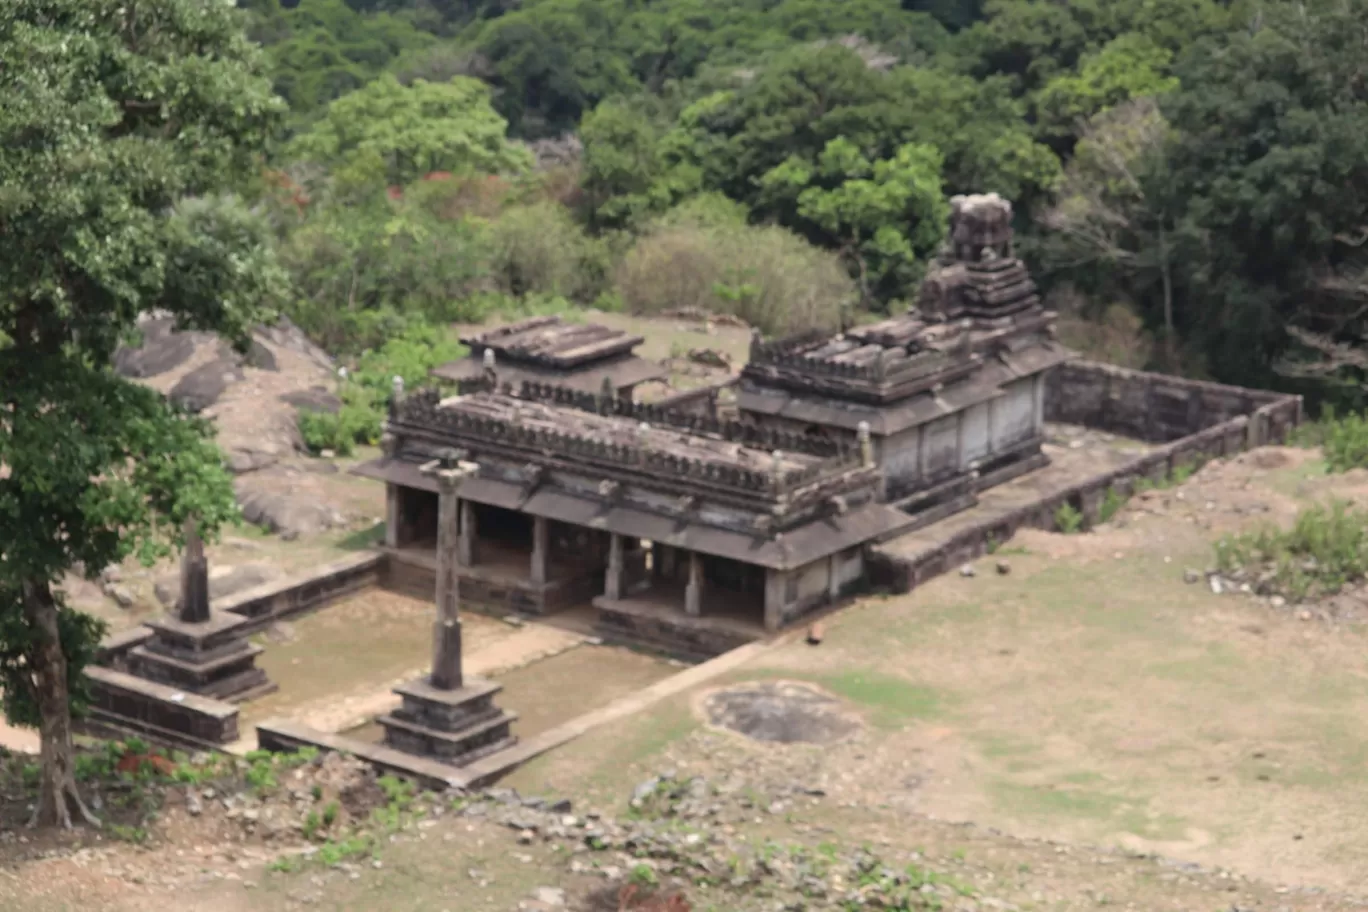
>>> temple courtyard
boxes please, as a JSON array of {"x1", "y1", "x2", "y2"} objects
[{"x1": 5, "y1": 445, "x2": 1368, "y2": 911}]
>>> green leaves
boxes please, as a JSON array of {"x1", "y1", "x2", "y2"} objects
[
  {"x1": 760, "y1": 139, "x2": 949, "y2": 304},
  {"x1": 288, "y1": 74, "x2": 532, "y2": 187}
]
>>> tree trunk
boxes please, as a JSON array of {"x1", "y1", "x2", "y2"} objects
[
  {"x1": 1158, "y1": 224, "x2": 1176, "y2": 370},
  {"x1": 21, "y1": 581, "x2": 98, "y2": 829}
]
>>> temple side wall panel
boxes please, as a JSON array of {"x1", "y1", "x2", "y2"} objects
[
  {"x1": 879, "y1": 427, "x2": 923, "y2": 499},
  {"x1": 961, "y1": 402, "x2": 991, "y2": 467},
  {"x1": 924, "y1": 415, "x2": 960, "y2": 478},
  {"x1": 996, "y1": 378, "x2": 1037, "y2": 448}
]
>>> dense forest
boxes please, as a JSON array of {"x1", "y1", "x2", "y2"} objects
[{"x1": 235, "y1": 0, "x2": 1368, "y2": 402}]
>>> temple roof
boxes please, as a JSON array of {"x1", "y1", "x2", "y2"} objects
[{"x1": 431, "y1": 316, "x2": 667, "y2": 393}]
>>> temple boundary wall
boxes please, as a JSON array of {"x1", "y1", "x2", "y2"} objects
[{"x1": 871, "y1": 362, "x2": 1303, "y2": 592}]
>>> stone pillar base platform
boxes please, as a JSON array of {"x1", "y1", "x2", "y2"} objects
[
  {"x1": 377, "y1": 677, "x2": 517, "y2": 768},
  {"x1": 128, "y1": 612, "x2": 277, "y2": 704}
]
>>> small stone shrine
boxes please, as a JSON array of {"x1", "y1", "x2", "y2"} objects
[
  {"x1": 737, "y1": 192, "x2": 1071, "y2": 523},
  {"x1": 430, "y1": 315, "x2": 667, "y2": 398},
  {"x1": 376, "y1": 451, "x2": 518, "y2": 766},
  {"x1": 126, "y1": 519, "x2": 276, "y2": 702}
]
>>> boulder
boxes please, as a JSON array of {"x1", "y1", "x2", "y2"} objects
[
  {"x1": 235, "y1": 469, "x2": 348, "y2": 539},
  {"x1": 154, "y1": 562, "x2": 285, "y2": 609},
  {"x1": 169, "y1": 357, "x2": 244, "y2": 412},
  {"x1": 280, "y1": 387, "x2": 342, "y2": 415},
  {"x1": 113, "y1": 320, "x2": 199, "y2": 379},
  {"x1": 246, "y1": 339, "x2": 279, "y2": 372}
]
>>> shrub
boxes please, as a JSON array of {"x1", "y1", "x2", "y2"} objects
[
  {"x1": 484, "y1": 201, "x2": 609, "y2": 301},
  {"x1": 615, "y1": 219, "x2": 854, "y2": 335},
  {"x1": 1312, "y1": 407, "x2": 1368, "y2": 472},
  {"x1": 1054, "y1": 502, "x2": 1084, "y2": 534},
  {"x1": 1215, "y1": 499, "x2": 1368, "y2": 601},
  {"x1": 297, "y1": 321, "x2": 467, "y2": 456}
]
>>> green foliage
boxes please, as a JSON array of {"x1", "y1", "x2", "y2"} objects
[
  {"x1": 249, "y1": 0, "x2": 437, "y2": 118},
  {"x1": 760, "y1": 139, "x2": 950, "y2": 304},
  {"x1": 1308, "y1": 408, "x2": 1368, "y2": 474},
  {"x1": 289, "y1": 74, "x2": 533, "y2": 186},
  {"x1": 483, "y1": 201, "x2": 611, "y2": 300},
  {"x1": 1097, "y1": 487, "x2": 1126, "y2": 525},
  {"x1": 1054, "y1": 502, "x2": 1084, "y2": 534},
  {"x1": 615, "y1": 216, "x2": 855, "y2": 335},
  {"x1": 1215, "y1": 500, "x2": 1368, "y2": 602},
  {"x1": 1034, "y1": 33, "x2": 1178, "y2": 148},
  {"x1": 297, "y1": 322, "x2": 467, "y2": 455},
  {"x1": 1158, "y1": 0, "x2": 1368, "y2": 389}
]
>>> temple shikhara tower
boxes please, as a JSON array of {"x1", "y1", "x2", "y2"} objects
[{"x1": 736, "y1": 192, "x2": 1070, "y2": 525}]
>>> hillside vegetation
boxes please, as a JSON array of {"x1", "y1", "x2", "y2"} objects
[{"x1": 236, "y1": 0, "x2": 1368, "y2": 408}]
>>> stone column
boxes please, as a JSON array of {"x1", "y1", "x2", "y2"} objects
[
  {"x1": 180, "y1": 516, "x2": 210, "y2": 624},
  {"x1": 385, "y1": 485, "x2": 401, "y2": 548},
  {"x1": 827, "y1": 553, "x2": 841, "y2": 603},
  {"x1": 530, "y1": 515, "x2": 549, "y2": 585},
  {"x1": 458, "y1": 500, "x2": 476, "y2": 567},
  {"x1": 605, "y1": 533, "x2": 624, "y2": 601},
  {"x1": 684, "y1": 551, "x2": 703, "y2": 617},
  {"x1": 763, "y1": 568, "x2": 787, "y2": 631},
  {"x1": 1032, "y1": 374, "x2": 1046, "y2": 435},
  {"x1": 423, "y1": 451, "x2": 478, "y2": 691}
]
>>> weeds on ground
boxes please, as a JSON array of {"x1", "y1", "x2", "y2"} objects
[
  {"x1": 1215, "y1": 498, "x2": 1368, "y2": 601},
  {"x1": 1054, "y1": 502, "x2": 1084, "y2": 534},
  {"x1": 1290, "y1": 407, "x2": 1368, "y2": 472},
  {"x1": 268, "y1": 772, "x2": 420, "y2": 873}
]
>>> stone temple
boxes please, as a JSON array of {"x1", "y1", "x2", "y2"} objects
[
  {"x1": 736, "y1": 193, "x2": 1070, "y2": 526},
  {"x1": 353, "y1": 192, "x2": 1074, "y2": 656}
]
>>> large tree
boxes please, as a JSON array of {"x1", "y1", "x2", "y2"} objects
[
  {"x1": 1159, "y1": 0, "x2": 1368, "y2": 387},
  {"x1": 0, "y1": 0, "x2": 286, "y2": 827}
]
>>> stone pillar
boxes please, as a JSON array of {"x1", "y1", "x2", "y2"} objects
[
  {"x1": 385, "y1": 485, "x2": 401, "y2": 548},
  {"x1": 605, "y1": 533, "x2": 624, "y2": 601},
  {"x1": 827, "y1": 553, "x2": 841, "y2": 603},
  {"x1": 684, "y1": 551, "x2": 703, "y2": 617},
  {"x1": 423, "y1": 451, "x2": 479, "y2": 690},
  {"x1": 458, "y1": 499, "x2": 476, "y2": 567},
  {"x1": 530, "y1": 515, "x2": 549, "y2": 585},
  {"x1": 763, "y1": 568, "x2": 787, "y2": 631},
  {"x1": 180, "y1": 517, "x2": 210, "y2": 624},
  {"x1": 1032, "y1": 373, "x2": 1046, "y2": 435},
  {"x1": 857, "y1": 421, "x2": 874, "y2": 468}
]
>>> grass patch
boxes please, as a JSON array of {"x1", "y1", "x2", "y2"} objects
[
  {"x1": 989, "y1": 779, "x2": 1187, "y2": 841},
  {"x1": 1290, "y1": 407, "x2": 1368, "y2": 472},
  {"x1": 1215, "y1": 498, "x2": 1368, "y2": 601},
  {"x1": 811, "y1": 670, "x2": 947, "y2": 729}
]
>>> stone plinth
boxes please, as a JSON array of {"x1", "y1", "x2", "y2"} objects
[
  {"x1": 128, "y1": 611, "x2": 276, "y2": 703},
  {"x1": 377, "y1": 677, "x2": 517, "y2": 767}
]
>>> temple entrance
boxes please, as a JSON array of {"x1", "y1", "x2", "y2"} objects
[{"x1": 393, "y1": 487, "x2": 438, "y2": 549}]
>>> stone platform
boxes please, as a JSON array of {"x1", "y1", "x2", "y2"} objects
[
  {"x1": 128, "y1": 611, "x2": 276, "y2": 703},
  {"x1": 377, "y1": 677, "x2": 517, "y2": 767},
  {"x1": 594, "y1": 593, "x2": 765, "y2": 661}
]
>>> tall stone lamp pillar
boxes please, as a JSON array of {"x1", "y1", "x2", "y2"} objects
[
  {"x1": 422, "y1": 449, "x2": 479, "y2": 691},
  {"x1": 180, "y1": 516, "x2": 210, "y2": 624}
]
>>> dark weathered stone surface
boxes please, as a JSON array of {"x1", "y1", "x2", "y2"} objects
[
  {"x1": 169, "y1": 357, "x2": 245, "y2": 412},
  {"x1": 279, "y1": 387, "x2": 342, "y2": 414},
  {"x1": 703, "y1": 681, "x2": 860, "y2": 744},
  {"x1": 246, "y1": 339, "x2": 278, "y2": 371},
  {"x1": 113, "y1": 317, "x2": 211, "y2": 378}
]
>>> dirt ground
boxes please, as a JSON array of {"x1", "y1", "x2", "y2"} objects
[{"x1": 506, "y1": 446, "x2": 1368, "y2": 894}]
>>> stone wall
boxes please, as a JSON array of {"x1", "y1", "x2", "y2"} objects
[
  {"x1": 83, "y1": 666, "x2": 239, "y2": 747},
  {"x1": 216, "y1": 551, "x2": 382, "y2": 634},
  {"x1": 652, "y1": 378, "x2": 737, "y2": 417},
  {"x1": 870, "y1": 384, "x2": 1303, "y2": 595},
  {"x1": 87, "y1": 551, "x2": 383, "y2": 748},
  {"x1": 1046, "y1": 360, "x2": 1302, "y2": 443}
]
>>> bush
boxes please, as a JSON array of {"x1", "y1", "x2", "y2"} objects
[
  {"x1": 484, "y1": 201, "x2": 610, "y2": 301},
  {"x1": 615, "y1": 218, "x2": 854, "y2": 336},
  {"x1": 1054, "y1": 502, "x2": 1084, "y2": 534},
  {"x1": 1215, "y1": 499, "x2": 1368, "y2": 601},
  {"x1": 1296, "y1": 407, "x2": 1368, "y2": 472},
  {"x1": 297, "y1": 322, "x2": 467, "y2": 456}
]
